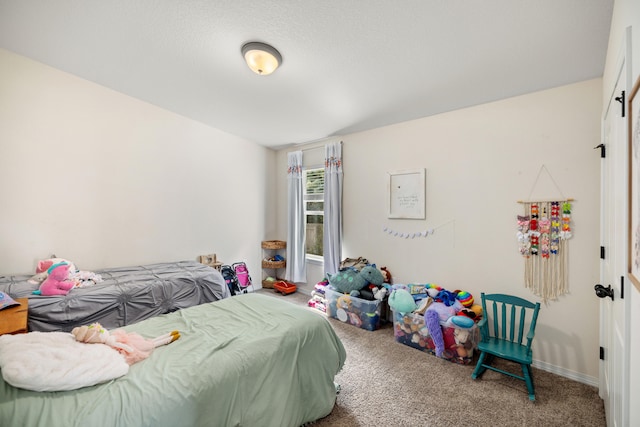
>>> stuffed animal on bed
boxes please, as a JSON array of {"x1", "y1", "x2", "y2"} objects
[
  {"x1": 37, "y1": 262, "x2": 75, "y2": 296},
  {"x1": 28, "y1": 257, "x2": 77, "y2": 284},
  {"x1": 72, "y1": 322, "x2": 180, "y2": 365}
]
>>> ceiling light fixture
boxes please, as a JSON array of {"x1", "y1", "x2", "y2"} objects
[{"x1": 241, "y1": 42, "x2": 282, "y2": 75}]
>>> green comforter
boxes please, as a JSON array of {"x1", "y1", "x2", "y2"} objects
[{"x1": 0, "y1": 293, "x2": 346, "y2": 427}]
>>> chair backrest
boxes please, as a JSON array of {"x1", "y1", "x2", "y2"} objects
[{"x1": 479, "y1": 293, "x2": 541, "y2": 350}]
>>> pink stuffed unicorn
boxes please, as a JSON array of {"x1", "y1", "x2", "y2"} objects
[
  {"x1": 28, "y1": 256, "x2": 76, "y2": 284},
  {"x1": 38, "y1": 262, "x2": 75, "y2": 296}
]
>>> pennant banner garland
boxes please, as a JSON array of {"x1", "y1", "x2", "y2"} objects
[
  {"x1": 382, "y1": 227, "x2": 435, "y2": 239},
  {"x1": 382, "y1": 219, "x2": 454, "y2": 239}
]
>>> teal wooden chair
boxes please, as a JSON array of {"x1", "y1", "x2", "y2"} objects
[{"x1": 471, "y1": 292, "x2": 541, "y2": 401}]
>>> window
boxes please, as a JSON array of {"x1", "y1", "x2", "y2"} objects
[{"x1": 304, "y1": 168, "x2": 324, "y2": 258}]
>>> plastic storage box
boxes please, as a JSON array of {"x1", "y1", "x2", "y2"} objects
[
  {"x1": 325, "y1": 286, "x2": 383, "y2": 331},
  {"x1": 392, "y1": 310, "x2": 478, "y2": 364}
]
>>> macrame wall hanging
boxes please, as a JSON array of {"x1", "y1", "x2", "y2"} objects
[{"x1": 517, "y1": 165, "x2": 574, "y2": 303}]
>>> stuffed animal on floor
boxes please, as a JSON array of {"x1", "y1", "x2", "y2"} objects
[
  {"x1": 72, "y1": 322, "x2": 180, "y2": 365},
  {"x1": 327, "y1": 265, "x2": 384, "y2": 295},
  {"x1": 36, "y1": 262, "x2": 75, "y2": 296}
]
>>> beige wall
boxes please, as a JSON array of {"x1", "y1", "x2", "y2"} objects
[
  {"x1": 0, "y1": 48, "x2": 275, "y2": 277},
  {"x1": 277, "y1": 79, "x2": 602, "y2": 384}
]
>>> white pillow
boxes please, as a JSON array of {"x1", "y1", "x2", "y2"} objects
[{"x1": 0, "y1": 331, "x2": 129, "y2": 392}]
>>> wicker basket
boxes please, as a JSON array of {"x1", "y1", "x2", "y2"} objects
[
  {"x1": 262, "y1": 260, "x2": 286, "y2": 269},
  {"x1": 261, "y1": 240, "x2": 286, "y2": 249},
  {"x1": 262, "y1": 279, "x2": 276, "y2": 289}
]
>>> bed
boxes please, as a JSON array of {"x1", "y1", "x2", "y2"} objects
[
  {"x1": 0, "y1": 293, "x2": 347, "y2": 427},
  {"x1": 0, "y1": 260, "x2": 231, "y2": 332}
]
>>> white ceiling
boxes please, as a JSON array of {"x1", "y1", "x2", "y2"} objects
[{"x1": 0, "y1": 1, "x2": 614, "y2": 148}]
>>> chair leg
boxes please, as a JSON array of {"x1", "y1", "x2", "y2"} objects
[
  {"x1": 472, "y1": 351, "x2": 488, "y2": 379},
  {"x1": 521, "y1": 363, "x2": 535, "y2": 401}
]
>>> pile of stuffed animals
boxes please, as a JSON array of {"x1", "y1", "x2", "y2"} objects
[
  {"x1": 28, "y1": 256, "x2": 103, "y2": 296},
  {"x1": 308, "y1": 279, "x2": 330, "y2": 313},
  {"x1": 315, "y1": 259, "x2": 393, "y2": 330},
  {"x1": 325, "y1": 263, "x2": 392, "y2": 300},
  {"x1": 388, "y1": 284, "x2": 483, "y2": 364}
]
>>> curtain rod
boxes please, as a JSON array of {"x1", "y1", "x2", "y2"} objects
[{"x1": 296, "y1": 140, "x2": 342, "y2": 152}]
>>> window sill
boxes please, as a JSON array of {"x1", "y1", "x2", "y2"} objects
[{"x1": 306, "y1": 255, "x2": 324, "y2": 266}]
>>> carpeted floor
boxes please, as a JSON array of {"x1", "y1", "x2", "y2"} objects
[{"x1": 256, "y1": 288, "x2": 606, "y2": 427}]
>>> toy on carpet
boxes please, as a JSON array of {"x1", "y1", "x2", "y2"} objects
[
  {"x1": 308, "y1": 278, "x2": 329, "y2": 313},
  {"x1": 327, "y1": 264, "x2": 384, "y2": 295},
  {"x1": 388, "y1": 288, "x2": 417, "y2": 313},
  {"x1": 392, "y1": 285, "x2": 479, "y2": 363},
  {"x1": 34, "y1": 262, "x2": 75, "y2": 296},
  {"x1": 72, "y1": 322, "x2": 180, "y2": 365},
  {"x1": 326, "y1": 285, "x2": 384, "y2": 331}
]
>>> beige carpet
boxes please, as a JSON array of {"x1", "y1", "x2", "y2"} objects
[{"x1": 256, "y1": 289, "x2": 606, "y2": 427}]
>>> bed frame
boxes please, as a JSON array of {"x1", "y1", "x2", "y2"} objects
[
  {"x1": 0, "y1": 293, "x2": 346, "y2": 427},
  {"x1": 0, "y1": 260, "x2": 231, "y2": 332}
]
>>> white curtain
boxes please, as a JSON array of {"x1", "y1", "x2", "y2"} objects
[
  {"x1": 323, "y1": 142, "x2": 343, "y2": 275},
  {"x1": 285, "y1": 151, "x2": 307, "y2": 283}
]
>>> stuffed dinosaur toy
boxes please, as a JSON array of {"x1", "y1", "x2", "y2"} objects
[
  {"x1": 36, "y1": 262, "x2": 75, "y2": 296},
  {"x1": 327, "y1": 265, "x2": 384, "y2": 295}
]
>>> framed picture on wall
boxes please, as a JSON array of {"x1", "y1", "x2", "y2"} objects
[
  {"x1": 628, "y1": 75, "x2": 640, "y2": 291},
  {"x1": 387, "y1": 168, "x2": 426, "y2": 219}
]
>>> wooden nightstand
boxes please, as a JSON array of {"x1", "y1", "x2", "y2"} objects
[{"x1": 0, "y1": 297, "x2": 28, "y2": 335}]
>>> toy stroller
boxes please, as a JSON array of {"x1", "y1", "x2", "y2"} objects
[
  {"x1": 232, "y1": 262, "x2": 254, "y2": 294},
  {"x1": 220, "y1": 265, "x2": 242, "y2": 296}
]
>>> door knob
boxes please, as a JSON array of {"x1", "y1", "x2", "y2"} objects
[{"x1": 594, "y1": 284, "x2": 614, "y2": 300}]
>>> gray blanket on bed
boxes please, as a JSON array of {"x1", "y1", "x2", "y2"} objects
[{"x1": 0, "y1": 260, "x2": 231, "y2": 332}]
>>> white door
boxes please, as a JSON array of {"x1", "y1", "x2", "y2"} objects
[{"x1": 599, "y1": 29, "x2": 631, "y2": 427}]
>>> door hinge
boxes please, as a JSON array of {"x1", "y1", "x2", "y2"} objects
[
  {"x1": 615, "y1": 91, "x2": 625, "y2": 117},
  {"x1": 600, "y1": 346, "x2": 605, "y2": 360},
  {"x1": 594, "y1": 143, "x2": 606, "y2": 158},
  {"x1": 621, "y1": 276, "x2": 624, "y2": 300},
  {"x1": 600, "y1": 246, "x2": 605, "y2": 259}
]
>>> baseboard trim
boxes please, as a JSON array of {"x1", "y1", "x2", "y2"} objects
[{"x1": 532, "y1": 359, "x2": 598, "y2": 387}]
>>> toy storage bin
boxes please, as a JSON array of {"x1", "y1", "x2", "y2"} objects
[
  {"x1": 392, "y1": 310, "x2": 478, "y2": 364},
  {"x1": 325, "y1": 286, "x2": 383, "y2": 331}
]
